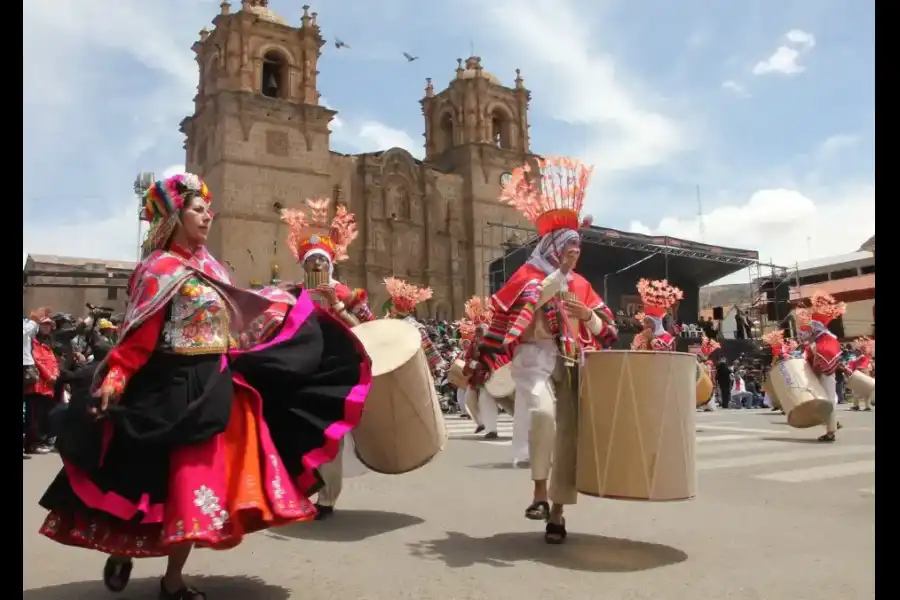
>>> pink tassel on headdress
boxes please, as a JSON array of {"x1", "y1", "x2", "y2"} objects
[
  {"x1": 329, "y1": 205, "x2": 359, "y2": 261},
  {"x1": 280, "y1": 208, "x2": 310, "y2": 262},
  {"x1": 500, "y1": 156, "x2": 594, "y2": 235},
  {"x1": 853, "y1": 336, "x2": 875, "y2": 357},
  {"x1": 463, "y1": 296, "x2": 493, "y2": 325},
  {"x1": 810, "y1": 290, "x2": 847, "y2": 322}
]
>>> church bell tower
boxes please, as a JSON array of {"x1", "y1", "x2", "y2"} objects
[{"x1": 179, "y1": 1, "x2": 337, "y2": 285}]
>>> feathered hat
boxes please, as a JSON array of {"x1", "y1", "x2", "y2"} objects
[
  {"x1": 280, "y1": 198, "x2": 358, "y2": 264},
  {"x1": 853, "y1": 336, "x2": 874, "y2": 357},
  {"x1": 463, "y1": 296, "x2": 493, "y2": 326},
  {"x1": 699, "y1": 334, "x2": 720, "y2": 358},
  {"x1": 795, "y1": 291, "x2": 846, "y2": 329},
  {"x1": 500, "y1": 156, "x2": 595, "y2": 236},
  {"x1": 457, "y1": 318, "x2": 476, "y2": 341},
  {"x1": 139, "y1": 173, "x2": 212, "y2": 253},
  {"x1": 761, "y1": 329, "x2": 785, "y2": 350},
  {"x1": 636, "y1": 278, "x2": 683, "y2": 318},
  {"x1": 384, "y1": 277, "x2": 433, "y2": 315}
]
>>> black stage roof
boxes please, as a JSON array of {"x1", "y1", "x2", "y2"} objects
[
  {"x1": 490, "y1": 223, "x2": 758, "y2": 288},
  {"x1": 487, "y1": 223, "x2": 759, "y2": 322}
]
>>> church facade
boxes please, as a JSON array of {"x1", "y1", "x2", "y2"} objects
[{"x1": 180, "y1": 1, "x2": 537, "y2": 318}]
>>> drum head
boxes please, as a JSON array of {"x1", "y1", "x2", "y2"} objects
[{"x1": 352, "y1": 319, "x2": 422, "y2": 377}]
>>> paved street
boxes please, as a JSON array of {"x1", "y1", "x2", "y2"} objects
[{"x1": 24, "y1": 407, "x2": 874, "y2": 600}]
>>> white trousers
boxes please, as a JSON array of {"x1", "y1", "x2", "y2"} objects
[
  {"x1": 817, "y1": 372, "x2": 838, "y2": 433},
  {"x1": 510, "y1": 341, "x2": 558, "y2": 466},
  {"x1": 465, "y1": 387, "x2": 499, "y2": 432},
  {"x1": 316, "y1": 439, "x2": 344, "y2": 507},
  {"x1": 456, "y1": 387, "x2": 468, "y2": 414}
]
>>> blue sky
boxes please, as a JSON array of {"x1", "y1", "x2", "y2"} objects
[{"x1": 23, "y1": 0, "x2": 874, "y2": 283}]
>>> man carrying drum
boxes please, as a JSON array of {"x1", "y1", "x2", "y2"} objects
[
  {"x1": 383, "y1": 277, "x2": 448, "y2": 378},
  {"x1": 697, "y1": 334, "x2": 720, "y2": 411},
  {"x1": 795, "y1": 291, "x2": 846, "y2": 443},
  {"x1": 480, "y1": 157, "x2": 617, "y2": 545},
  {"x1": 276, "y1": 199, "x2": 376, "y2": 519},
  {"x1": 630, "y1": 279, "x2": 683, "y2": 352},
  {"x1": 848, "y1": 336, "x2": 874, "y2": 412},
  {"x1": 457, "y1": 297, "x2": 501, "y2": 439}
]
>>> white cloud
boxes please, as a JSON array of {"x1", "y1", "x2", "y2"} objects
[
  {"x1": 753, "y1": 29, "x2": 816, "y2": 76},
  {"x1": 356, "y1": 122, "x2": 423, "y2": 158},
  {"x1": 721, "y1": 80, "x2": 749, "y2": 97},
  {"x1": 630, "y1": 185, "x2": 874, "y2": 283},
  {"x1": 817, "y1": 134, "x2": 859, "y2": 157},
  {"x1": 475, "y1": 0, "x2": 687, "y2": 190}
]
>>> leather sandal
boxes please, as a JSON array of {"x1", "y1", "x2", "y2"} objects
[
  {"x1": 524, "y1": 501, "x2": 549, "y2": 521},
  {"x1": 545, "y1": 519, "x2": 568, "y2": 544},
  {"x1": 102, "y1": 556, "x2": 133, "y2": 592}
]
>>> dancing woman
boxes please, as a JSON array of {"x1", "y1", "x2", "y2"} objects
[
  {"x1": 482, "y1": 157, "x2": 617, "y2": 544},
  {"x1": 697, "y1": 335, "x2": 720, "y2": 411},
  {"x1": 39, "y1": 173, "x2": 371, "y2": 599},
  {"x1": 795, "y1": 291, "x2": 845, "y2": 442},
  {"x1": 630, "y1": 279, "x2": 683, "y2": 351}
]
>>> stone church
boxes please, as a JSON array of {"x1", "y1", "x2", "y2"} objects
[{"x1": 181, "y1": 1, "x2": 538, "y2": 318}]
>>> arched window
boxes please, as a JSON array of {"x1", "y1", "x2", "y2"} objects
[
  {"x1": 439, "y1": 112, "x2": 454, "y2": 152},
  {"x1": 261, "y1": 51, "x2": 287, "y2": 98},
  {"x1": 490, "y1": 108, "x2": 512, "y2": 149}
]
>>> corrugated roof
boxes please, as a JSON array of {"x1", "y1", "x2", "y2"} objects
[
  {"x1": 794, "y1": 251, "x2": 872, "y2": 273},
  {"x1": 26, "y1": 254, "x2": 137, "y2": 271}
]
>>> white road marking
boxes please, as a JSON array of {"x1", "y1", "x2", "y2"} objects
[
  {"x1": 698, "y1": 445, "x2": 874, "y2": 471},
  {"x1": 755, "y1": 460, "x2": 875, "y2": 483}
]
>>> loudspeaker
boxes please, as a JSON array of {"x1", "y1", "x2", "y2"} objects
[
  {"x1": 760, "y1": 277, "x2": 791, "y2": 321},
  {"x1": 712, "y1": 306, "x2": 724, "y2": 320}
]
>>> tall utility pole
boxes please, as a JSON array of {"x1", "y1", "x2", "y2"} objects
[{"x1": 696, "y1": 184, "x2": 705, "y2": 241}]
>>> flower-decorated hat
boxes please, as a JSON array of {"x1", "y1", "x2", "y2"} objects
[
  {"x1": 281, "y1": 198, "x2": 358, "y2": 264},
  {"x1": 500, "y1": 156, "x2": 595, "y2": 236},
  {"x1": 699, "y1": 334, "x2": 720, "y2": 358},
  {"x1": 463, "y1": 296, "x2": 493, "y2": 326},
  {"x1": 795, "y1": 291, "x2": 846, "y2": 329},
  {"x1": 139, "y1": 173, "x2": 212, "y2": 252},
  {"x1": 853, "y1": 336, "x2": 874, "y2": 357},
  {"x1": 636, "y1": 278, "x2": 683, "y2": 318},
  {"x1": 457, "y1": 318, "x2": 476, "y2": 341},
  {"x1": 384, "y1": 277, "x2": 433, "y2": 315}
]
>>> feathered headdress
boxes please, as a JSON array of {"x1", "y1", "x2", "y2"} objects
[
  {"x1": 463, "y1": 296, "x2": 493, "y2": 325},
  {"x1": 699, "y1": 335, "x2": 720, "y2": 357},
  {"x1": 853, "y1": 336, "x2": 874, "y2": 357},
  {"x1": 808, "y1": 291, "x2": 846, "y2": 326},
  {"x1": 636, "y1": 278, "x2": 683, "y2": 318},
  {"x1": 457, "y1": 318, "x2": 476, "y2": 341},
  {"x1": 281, "y1": 198, "x2": 358, "y2": 264},
  {"x1": 139, "y1": 173, "x2": 212, "y2": 253},
  {"x1": 762, "y1": 329, "x2": 785, "y2": 350},
  {"x1": 384, "y1": 277, "x2": 433, "y2": 315},
  {"x1": 500, "y1": 156, "x2": 595, "y2": 236}
]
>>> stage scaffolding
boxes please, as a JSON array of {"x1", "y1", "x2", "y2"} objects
[{"x1": 744, "y1": 259, "x2": 803, "y2": 334}]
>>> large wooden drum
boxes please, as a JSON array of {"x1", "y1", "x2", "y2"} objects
[
  {"x1": 769, "y1": 358, "x2": 832, "y2": 428},
  {"x1": 484, "y1": 363, "x2": 515, "y2": 399},
  {"x1": 847, "y1": 370, "x2": 875, "y2": 400},
  {"x1": 763, "y1": 379, "x2": 782, "y2": 410},
  {"x1": 577, "y1": 350, "x2": 697, "y2": 501},
  {"x1": 350, "y1": 320, "x2": 447, "y2": 474},
  {"x1": 448, "y1": 359, "x2": 470, "y2": 389},
  {"x1": 695, "y1": 363, "x2": 713, "y2": 407}
]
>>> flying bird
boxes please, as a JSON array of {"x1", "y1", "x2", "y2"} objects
[
  {"x1": 334, "y1": 38, "x2": 349, "y2": 49},
  {"x1": 402, "y1": 52, "x2": 419, "y2": 62}
]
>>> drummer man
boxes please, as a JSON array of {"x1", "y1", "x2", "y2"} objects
[
  {"x1": 848, "y1": 337, "x2": 874, "y2": 412},
  {"x1": 279, "y1": 199, "x2": 375, "y2": 519},
  {"x1": 795, "y1": 291, "x2": 846, "y2": 443},
  {"x1": 481, "y1": 157, "x2": 617, "y2": 544},
  {"x1": 458, "y1": 297, "x2": 502, "y2": 438},
  {"x1": 383, "y1": 277, "x2": 448, "y2": 377}
]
